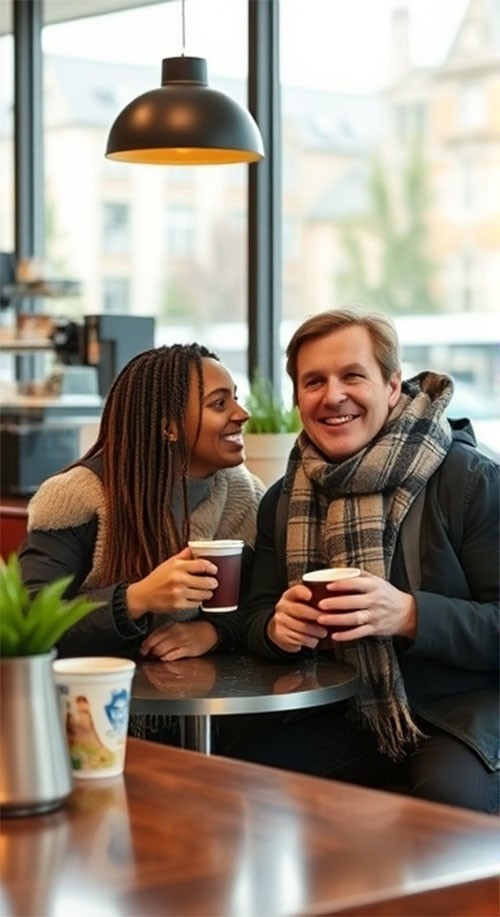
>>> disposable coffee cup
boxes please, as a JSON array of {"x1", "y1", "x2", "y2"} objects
[
  {"x1": 302, "y1": 567, "x2": 361, "y2": 632},
  {"x1": 188, "y1": 539, "x2": 244, "y2": 612},
  {"x1": 53, "y1": 657, "x2": 136, "y2": 779}
]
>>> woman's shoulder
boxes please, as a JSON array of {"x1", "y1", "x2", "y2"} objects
[
  {"x1": 223, "y1": 464, "x2": 267, "y2": 501},
  {"x1": 27, "y1": 465, "x2": 105, "y2": 532}
]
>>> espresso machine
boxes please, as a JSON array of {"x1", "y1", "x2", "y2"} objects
[
  {"x1": 81, "y1": 314, "x2": 155, "y2": 398},
  {"x1": 0, "y1": 313, "x2": 155, "y2": 496}
]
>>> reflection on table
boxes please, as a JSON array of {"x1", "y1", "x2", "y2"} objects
[{"x1": 131, "y1": 651, "x2": 359, "y2": 753}]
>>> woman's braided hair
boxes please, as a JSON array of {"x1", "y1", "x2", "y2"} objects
[{"x1": 79, "y1": 343, "x2": 218, "y2": 584}]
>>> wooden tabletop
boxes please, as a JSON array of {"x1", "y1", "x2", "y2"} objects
[{"x1": 1, "y1": 738, "x2": 498, "y2": 917}]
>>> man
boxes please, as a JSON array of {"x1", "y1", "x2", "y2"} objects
[{"x1": 234, "y1": 306, "x2": 499, "y2": 814}]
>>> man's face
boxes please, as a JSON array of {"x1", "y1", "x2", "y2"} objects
[{"x1": 295, "y1": 325, "x2": 401, "y2": 461}]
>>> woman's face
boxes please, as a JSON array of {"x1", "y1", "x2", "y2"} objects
[
  {"x1": 184, "y1": 358, "x2": 249, "y2": 477},
  {"x1": 295, "y1": 325, "x2": 401, "y2": 461}
]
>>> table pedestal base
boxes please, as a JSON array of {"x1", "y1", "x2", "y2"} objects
[{"x1": 181, "y1": 714, "x2": 212, "y2": 754}]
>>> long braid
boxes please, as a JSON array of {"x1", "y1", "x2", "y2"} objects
[{"x1": 75, "y1": 344, "x2": 218, "y2": 585}]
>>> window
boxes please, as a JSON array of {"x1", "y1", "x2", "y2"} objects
[
  {"x1": 395, "y1": 101, "x2": 427, "y2": 143},
  {"x1": 40, "y1": 0, "x2": 249, "y2": 380},
  {"x1": 279, "y1": 0, "x2": 499, "y2": 441},
  {"x1": 165, "y1": 205, "x2": 195, "y2": 259},
  {"x1": 102, "y1": 203, "x2": 130, "y2": 255},
  {"x1": 459, "y1": 83, "x2": 487, "y2": 132},
  {"x1": 0, "y1": 33, "x2": 14, "y2": 253},
  {"x1": 3, "y1": 0, "x2": 498, "y2": 435},
  {"x1": 102, "y1": 277, "x2": 129, "y2": 314}
]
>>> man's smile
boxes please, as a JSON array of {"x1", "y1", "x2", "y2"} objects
[{"x1": 320, "y1": 414, "x2": 358, "y2": 426}]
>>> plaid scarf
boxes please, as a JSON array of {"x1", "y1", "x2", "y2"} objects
[{"x1": 283, "y1": 371, "x2": 454, "y2": 760}]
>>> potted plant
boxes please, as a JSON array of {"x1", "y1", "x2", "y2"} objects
[
  {"x1": 0, "y1": 553, "x2": 102, "y2": 816},
  {"x1": 244, "y1": 371, "x2": 301, "y2": 486}
]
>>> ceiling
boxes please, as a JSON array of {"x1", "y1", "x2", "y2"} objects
[{"x1": 0, "y1": 0, "x2": 166, "y2": 37}]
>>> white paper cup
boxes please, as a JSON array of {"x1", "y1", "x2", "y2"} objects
[
  {"x1": 188, "y1": 539, "x2": 244, "y2": 612},
  {"x1": 53, "y1": 657, "x2": 136, "y2": 779}
]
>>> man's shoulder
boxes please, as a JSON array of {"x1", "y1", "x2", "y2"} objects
[
  {"x1": 428, "y1": 435, "x2": 499, "y2": 528},
  {"x1": 441, "y1": 434, "x2": 498, "y2": 479}
]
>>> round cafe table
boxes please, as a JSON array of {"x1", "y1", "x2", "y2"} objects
[{"x1": 130, "y1": 651, "x2": 358, "y2": 754}]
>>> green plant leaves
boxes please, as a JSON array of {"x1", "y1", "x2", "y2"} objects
[
  {"x1": 0, "y1": 553, "x2": 104, "y2": 657},
  {"x1": 244, "y1": 371, "x2": 301, "y2": 433}
]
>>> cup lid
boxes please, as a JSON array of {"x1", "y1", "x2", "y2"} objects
[
  {"x1": 303, "y1": 567, "x2": 361, "y2": 583},
  {"x1": 53, "y1": 657, "x2": 136, "y2": 675},
  {"x1": 188, "y1": 539, "x2": 244, "y2": 555}
]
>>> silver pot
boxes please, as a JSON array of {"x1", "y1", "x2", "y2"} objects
[{"x1": 0, "y1": 652, "x2": 72, "y2": 816}]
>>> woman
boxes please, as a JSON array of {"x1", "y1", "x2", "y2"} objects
[
  {"x1": 20, "y1": 343, "x2": 265, "y2": 662},
  {"x1": 232, "y1": 306, "x2": 499, "y2": 813}
]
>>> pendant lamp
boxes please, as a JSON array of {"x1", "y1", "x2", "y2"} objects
[{"x1": 105, "y1": 0, "x2": 264, "y2": 166}]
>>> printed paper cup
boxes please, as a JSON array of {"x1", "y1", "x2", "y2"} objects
[{"x1": 53, "y1": 657, "x2": 136, "y2": 779}]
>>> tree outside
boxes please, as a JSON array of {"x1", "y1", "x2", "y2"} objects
[{"x1": 335, "y1": 140, "x2": 439, "y2": 315}]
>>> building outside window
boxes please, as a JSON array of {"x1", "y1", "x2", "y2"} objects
[{"x1": 459, "y1": 82, "x2": 487, "y2": 131}]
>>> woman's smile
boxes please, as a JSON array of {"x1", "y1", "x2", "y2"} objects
[{"x1": 222, "y1": 429, "x2": 245, "y2": 446}]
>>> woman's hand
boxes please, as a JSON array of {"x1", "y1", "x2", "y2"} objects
[
  {"x1": 139, "y1": 620, "x2": 219, "y2": 662},
  {"x1": 267, "y1": 583, "x2": 328, "y2": 653},
  {"x1": 126, "y1": 547, "x2": 218, "y2": 619},
  {"x1": 315, "y1": 571, "x2": 417, "y2": 642}
]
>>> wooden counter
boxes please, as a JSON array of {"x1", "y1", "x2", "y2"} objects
[{"x1": 1, "y1": 737, "x2": 498, "y2": 916}]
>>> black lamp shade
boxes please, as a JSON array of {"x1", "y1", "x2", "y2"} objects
[{"x1": 105, "y1": 56, "x2": 265, "y2": 165}]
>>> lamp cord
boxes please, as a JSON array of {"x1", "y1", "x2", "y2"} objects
[{"x1": 181, "y1": 0, "x2": 186, "y2": 56}]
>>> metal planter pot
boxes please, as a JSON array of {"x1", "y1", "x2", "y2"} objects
[{"x1": 0, "y1": 652, "x2": 72, "y2": 816}]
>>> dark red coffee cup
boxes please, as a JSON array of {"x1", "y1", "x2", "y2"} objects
[
  {"x1": 188, "y1": 540, "x2": 244, "y2": 612},
  {"x1": 302, "y1": 567, "x2": 361, "y2": 632}
]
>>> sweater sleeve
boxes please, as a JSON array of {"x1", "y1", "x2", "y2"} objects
[{"x1": 19, "y1": 523, "x2": 148, "y2": 658}]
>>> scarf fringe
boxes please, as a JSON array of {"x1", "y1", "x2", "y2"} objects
[
  {"x1": 339, "y1": 637, "x2": 426, "y2": 761},
  {"x1": 346, "y1": 698, "x2": 426, "y2": 762}
]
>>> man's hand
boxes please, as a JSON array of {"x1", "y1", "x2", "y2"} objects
[
  {"x1": 267, "y1": 583, "x2": 328, "y2": 652},
  {"x1": 315, "y1": 571, "x2": 417, "y2": 642}
]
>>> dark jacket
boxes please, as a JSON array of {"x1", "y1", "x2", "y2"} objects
[
  {"x1": 19, "y1": 516, "x2": 254, "y2": 659},
  {"x1": 19, "y1": 455, "x2": 259, "y2": 659},
  {"x1": 245, "y1": 424, "x2": 500, "y2": 771}
]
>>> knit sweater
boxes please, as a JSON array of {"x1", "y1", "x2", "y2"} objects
[{"x1": 27, "y1": 463, "x2": 265, "y2": 590}]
